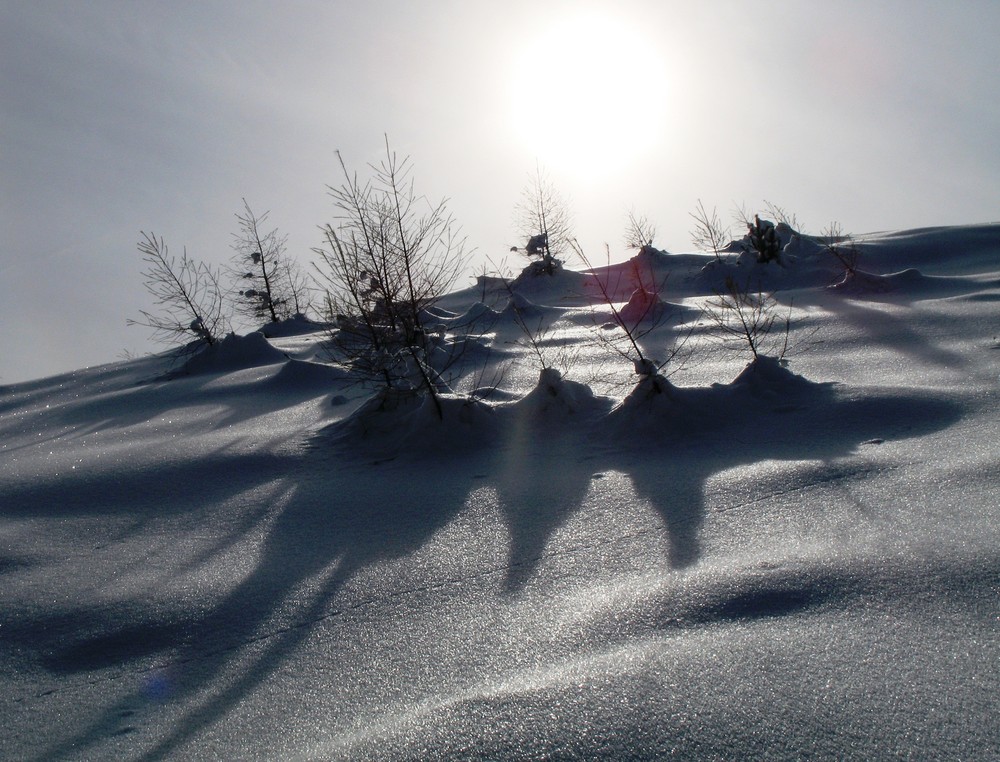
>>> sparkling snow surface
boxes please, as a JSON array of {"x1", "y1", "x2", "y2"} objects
[{"x1": 1, "y1": 226, "x2": 998, "y2": 760}]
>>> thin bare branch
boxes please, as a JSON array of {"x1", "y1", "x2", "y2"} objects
[{"x1": 129, "y1": 232, "x2": 228, "y2": 348}]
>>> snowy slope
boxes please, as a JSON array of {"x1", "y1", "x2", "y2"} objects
[{"x1": 1, "y1": 226, "x2": 998, "y2": 760}]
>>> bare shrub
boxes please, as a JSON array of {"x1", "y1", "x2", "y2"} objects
[
  {"x1": 762, "y1": 200, "x2": 801, "y2": 232},
  {"x1": 822, "y1": 221, "x2": 860, "y2": 277},
  {"x1": 230, "y1": 200, "x2": 310, "y2": 324},
  {"x1": 571, "y1": 240, "x2": 689, "y2": 382},
  {"x1": 689, "y1": 199, "x2": 730, "y2": 262},
  {"x1": 702, "y1": 275, "x2": 790, "y2": 361},
  {"x1": 313, "y1": 138, "x2": 467, "y2": 415},
  {"x1": 513, "y1": 164, "x2": 572, "y2": 276},
  {"x1": 129, "y1": 232, "x2": 228, "y2": 349},
  {"x1": 624, "y1": 208, "x2": 656, "y2": 251}
]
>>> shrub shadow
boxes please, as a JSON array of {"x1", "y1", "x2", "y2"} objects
[
  {"x1": 31, "y1": 437, "x2": 482, "y2": 762},
  {"x1": 28, "y1": 377, "x2": 964, "y2": 760},
  {"x1": 599, "y1": 375, "x2": 964, "y2": 570}
]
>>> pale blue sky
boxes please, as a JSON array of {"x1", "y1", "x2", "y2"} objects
[{"x1": 2, "y1": 0, "x2": 998, "y2": 383}]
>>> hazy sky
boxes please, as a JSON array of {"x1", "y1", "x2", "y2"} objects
[{"x1": 2, "y1": 0, "x2": 998, "y2": 384}]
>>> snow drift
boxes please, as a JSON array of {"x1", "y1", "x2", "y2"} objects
[{"x1": 1, "y1": 224, "x2": 998, "y2": 760}]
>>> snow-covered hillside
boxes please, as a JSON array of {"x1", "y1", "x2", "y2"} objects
[{"x1": 2, "y1": 225, "x2": 998, "y2": 760}]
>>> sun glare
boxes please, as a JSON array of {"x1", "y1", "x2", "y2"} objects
[{"x1": 506, "y1": 11, "x2": 669, "y2": 177}]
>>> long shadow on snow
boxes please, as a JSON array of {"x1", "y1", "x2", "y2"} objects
[
  {"x1": 34, "y1": 373, "x2": 964, "y2": 760},
  {"x1": 35, "y1": 435, "x2": 485, "y2": 762},
  {"x1": 487, "y1": 425, "x2": 604, "y2": 592},
  {"x1": 0, "y1": 448, "x2": 290, "y2": 677},
  {"x1": 607, "y1": 371, "x2": 962, "y2": 569},
  {"x1": 781, "y1": 284, "x2": 974, "y2": 371},
  {"x1": 0, "y1": 451, "x2": 287, "y2": 519},
  {"x1": 16, "y1": 361, "x2": 348, "y2": 448},
  {"x1": 468, "y1": 363, "x2": 962, "y2": 588}
]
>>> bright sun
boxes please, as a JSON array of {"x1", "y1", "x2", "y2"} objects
[{"x1": 506, "y1": 11, "x2": 670, "y2": 177}]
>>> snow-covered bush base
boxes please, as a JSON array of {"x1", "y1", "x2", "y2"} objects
[
  {"x1": 325, "y1": 387, "x2": 499, "y2": 454},
  {"x1": 174, "y1": 331, "x2": 288, "y2": 376}
]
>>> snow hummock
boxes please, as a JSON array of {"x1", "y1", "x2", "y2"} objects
[
  {"x1": 269, "y1": 358, "x2": 352, "y2": 388},
  {"x1": 175, "y1": 331, "x2": 288, "y2": 376},
  {"x1": 453, "y1": 300, "x2": 500, "y2": 327},
  {"x1": 509, "y1": 367, "x2": 610, "y2": 421},
  {"x1": 616, "y1": 286, "x2": 677, "y2": 325},
  {"x1": 500, "y1": 289, "x2": 548, "y2": 320},
  {"x1": 728, "y1": 354, "x2": 818, "y2": 394},
  {"x1": 256, "y1": 313, "x2": 326, "y2": 338},
  {"x1": 325, "y1": 387, "x2": 499, "y2": 455}
]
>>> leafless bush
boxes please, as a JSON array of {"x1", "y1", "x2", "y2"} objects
[
  {"x1": 822, "y1": 221, "x2": 860, "y2": 277},
  {"x1": 512, "y1": 164, "x2": 572, "y2": 276},
  {"x1": 702, "y1": 275, "x2": 789, "y2": 361},
  {"x1": 313, "y1": 138, "x2": 467, "y2": 415},
  {"x1": 732, "y1": 202, "x2": 753, "y2": 231},
  {"x1": 230, "y1": 200, "x2": 310, "y2": 323},
  {"x1": 572, "y1": 240, "x2": 689, "y2": 380},
  {"x1": 624, "y1": 208, "x2": 656, "y2": 251},
  {"x1": 498, "y1": 279, "x2": 581, "y2": 380},
  {"x1": 762, "y1": 200, "x2": 801, "y2": 232},
  {"x1": 129, "y1": 232, "x2": 228, "y2": 349},
  {"x1": 689, "y1": 199, "x2": 730, "y2": 262}
]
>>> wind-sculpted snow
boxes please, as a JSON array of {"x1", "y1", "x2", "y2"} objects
[
  {"x1": 1, "y1": 225, "x2": 999, "y2": 760},
  {"x1": 325, "y1": 551, "x2": 1000, "y2": 760},
  {"x1": 615, "y1": 286, "x2": 688, "y2": 327},
  {"x1": 174, "y1": 331, "x2": 288, "y2": 377}
]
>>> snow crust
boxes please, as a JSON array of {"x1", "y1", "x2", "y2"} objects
[{"x1": 1, "y1": 225, "x2": 999, "y2": 760}]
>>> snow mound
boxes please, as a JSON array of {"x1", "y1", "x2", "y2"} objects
[
  {"x1": 469, "y1": 385, "x2": 520, "y2": 401},
  {"x1": 823, "y1": 267, "x2": 991, "y2": 303},
  {"x1": 617, "y1": 287, "x2": 681, "y2": 326},
  {"x1": 509, "y1": 265, "x2": 591, "y2": 305},
  {"x1": 268, "y1": 358, "x2": 351, "y2": 388},
  {"x1": 778, "y1": 230, "x2": 828, "y2": 262},
  {"x1": 605, "y1": 358, "x2": 828, "y2": 439},
  {"x1": 582, "y1": 261, "x2": 668, "y2": 304},
  {"x1": 833, "y1": 266, "x2": 1000, "y2": 304},
  {"x1": 326, "y1": 388, "x2": 498, "y2": 454},
  {"x1": 633, "y1": 243, "x2": 672, "y2": 263},
  {"x1": 500, "y1": 290, "x2": 548, "y2": 320},
  {"x1": 514, "y1": 257, "x2": 565, "y2": 279},
  {"x1": 507, "y1": 368, "x2": 610, "y2": 422},
  {"x1": 257, "y1": 313, "x2": 326, "y2": 338},
  {"x1": 453, "y1": 301, "x2": 501, "y2": 327},
  {"x1": 421, "y1": 305, "x2": 460, "y2": 322},
  {"x1": 828, "y1": 268, "x2": 914, "y2": 295},
  {"x1": 472, "y1": 273, "x2": 509, "y2": 292},
  {"x1": 174, "y1": 332, "x2": 288, "y2": 376},
  {"x1": 854, "y1": 223, "x2": 1000, "y2": 275},
  {"x1": 728, "y1": 355, "x2": 819, "y2": 396},
  {"x1": 607, "y1": 372, "x2": 683, "y2": 423}
]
